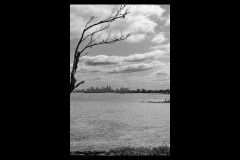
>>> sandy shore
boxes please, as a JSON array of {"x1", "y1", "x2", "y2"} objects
[{"x1": 70, "y1": 146, "x2": 170, "y2": 156}]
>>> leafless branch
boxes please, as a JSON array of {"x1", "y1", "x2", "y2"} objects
[
  {"x1": 81, "y1": 24, "x2": 110, "y2": 43},
  {"x1": 70, "y1": 5, "x2": 132, "y2": 93},
  {"x1": 85, "y1": 16, "x2": 96, "y2": 29},
  {"x1": 75, "y1": 80, "x2": 85, "y2": 89}
]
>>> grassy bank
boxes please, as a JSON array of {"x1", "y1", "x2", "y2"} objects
[{"x1": 70, "y1": 145, "x2": 170, "y2": 156}]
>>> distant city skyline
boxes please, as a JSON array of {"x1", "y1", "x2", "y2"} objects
[
  {"x1": 70, "y1": 5, "x2": 170, "y2": 90},
  {"x1": 78, "y1": 85, "x2": 170, "y2": 91},
  {"x1": 74, "y1": 85, "x2": 170, "y2": 94},
  {"x1": 75, "y1": 85, "x2": 170, "y2": 92}
]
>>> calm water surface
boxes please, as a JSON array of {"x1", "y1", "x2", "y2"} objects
[{"x1": 70, "y1": 93, "x2": 170, "y2": 151}]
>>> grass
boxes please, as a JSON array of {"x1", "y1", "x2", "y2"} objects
[{"x1": 70, "y1": 145, "x2": 170, "y2": 156}]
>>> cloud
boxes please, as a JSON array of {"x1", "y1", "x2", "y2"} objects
[
  {"x1": 165, "y1": 15, "x2": 170, "y2": 26},
  {"x1": 154, "y1": 65, "x2": 170, "y2": 80},
  {"x1": 90, "y1": 70, "x2": 100, "y2": 73},
  {"x1": 160, "y1": 14, "x2": 170, "y2": 26},
  {"x1": 93, "y1": 75, "x2": 105, "y2": 80},
  {"x1": 94, "y1": 77, "x2": 101, "y2": 80},
  {"x1": 123, "y1": 50, "x2": 167, "y2": 62},
  {"x1": 80, "y1": 55, "x2": 120, "y2": 66},
  {"x1": 156, "y1": 72, "x2": 168, "y2": 76},
  {"x1": 125, "y1": 33, "x2": 146, "y2": 43},
  {"x1": 71, "y1": 51, "x2": 169, "y2": 88},
  {"x1": 108, "y1": 63, "x2": 155, "y2": 74},
  {"x1": 71, "y1": 61, "x2": 170, "y2": 90},
  {"x1": 107, "y1": 61, "x2": 164, "y2": 74},
  {"x1": 78, "y1": 50, "x2": 168, "y2": 67},
  {"x1": 155, "y1": 70, "x2": 169, "y2": 77},
  {"x1": 150, "y1": 43, "x2": 170, "y2": 51},
  {"x1": 152, "y1": 32, "x2": 166, "y2": 44},
  {"x1": 70, "y1": 5, "x2": 165, "y2": 42},
  {"x1": 85, "y1": 61, "x2": 117, "y2": 66},
  {"x1": 71, "y1": 53, "x2": 167, "y2": 75}
]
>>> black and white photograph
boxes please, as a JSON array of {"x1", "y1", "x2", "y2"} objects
[{"x1": 70, "y1": 4, "x2": 170, "y2": 156}]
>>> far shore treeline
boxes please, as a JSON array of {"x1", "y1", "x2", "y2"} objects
[{"x1": 73, "y1": 85, "x2": 170, "y2": 94}]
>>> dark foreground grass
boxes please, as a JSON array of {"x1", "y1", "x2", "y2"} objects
[{"x1": 70, "y1": 145, "x2": 170, "y2": 156}]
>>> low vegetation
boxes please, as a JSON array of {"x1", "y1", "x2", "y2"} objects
[{"x1": 70, "y1": 145, "x2": 170, "y2": 156}]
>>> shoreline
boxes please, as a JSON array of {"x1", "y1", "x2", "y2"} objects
[
  {"x1": 70, "y1": 145, "x2": 170, "y2": 156},
  {"x1": 73, "y1": 92, "x2": 170, "y2": 94}
]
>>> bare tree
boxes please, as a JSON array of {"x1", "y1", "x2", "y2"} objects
[{"x1": 70, "y1": 5, "x2": 131, "y2": 94}]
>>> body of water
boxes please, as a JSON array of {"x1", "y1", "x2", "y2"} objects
[{"x1": 70, "y1": 93, "x2": 170, "y2": 151}]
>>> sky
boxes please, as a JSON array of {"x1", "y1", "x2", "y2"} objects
[{"x1": 70, "y1": 5, "x2": 170, "y2": 90}]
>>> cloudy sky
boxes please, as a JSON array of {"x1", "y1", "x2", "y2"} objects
[{"x1": 70, "y1": 5, "x2": 170, "y2": 90}]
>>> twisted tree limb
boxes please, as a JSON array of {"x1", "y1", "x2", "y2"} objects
[{"x1": 70, "y1": 5, "x2": 131, "y2": 94}]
